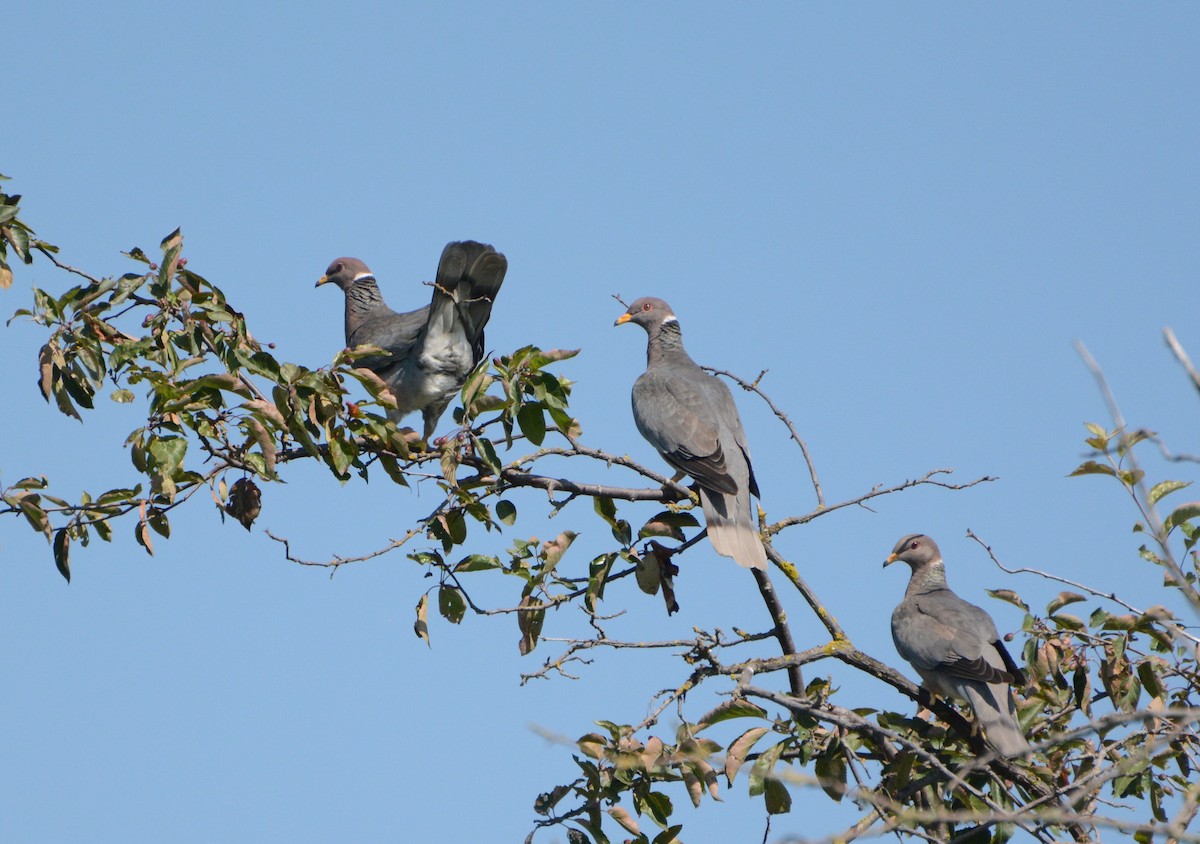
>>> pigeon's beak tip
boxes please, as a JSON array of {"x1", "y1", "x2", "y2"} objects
[
  {"x1": 614, "y1": 313, "x2": 631, "y2": 326},
  {"x1": 883, "y1": 553, "x2": 898, "y2": 568},
  {"x1": 315, "y1": 275, "x2": 329, "y2": 288}
]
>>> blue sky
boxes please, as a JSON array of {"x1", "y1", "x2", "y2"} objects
[{"x1": 3, "y1": 4, "x2": 1199, "y2": 842}]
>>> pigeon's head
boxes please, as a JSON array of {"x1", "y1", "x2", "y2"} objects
[
  {"x1": 316, "y1": 257, "x2": 374, "y2": 291},
  {"x1": 883, "y1": 534, "x2": 943, "y2": 570},
  {"x1": 614, "y1": 297, "x2": 678, "y2": 331}
]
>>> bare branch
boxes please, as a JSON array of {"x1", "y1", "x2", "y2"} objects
[
  {"x1": 767, "y1": 470, "x2": 996, "y2": 535},
  {"x1": 265, "y1": 527, "x2": 422, "y2": 572},
  {"x1": 767, "y1": 544, "x2": 847, "y2": 640},
  {"x1": 704, "y1": 366, "x2": 825, "y2": 507},
  {"x1": 33, "y1": 243, "x2": 104, "y2": 285},
  {"x1": 752, "y1": 566, "x2": 806, "y2": 695},
  {"x1": 1165, "y1": 327, "x2": 1200, "y2": 401},
  {"x1": 966, "y1": 528, "x2": 1200, "y2": 645}
]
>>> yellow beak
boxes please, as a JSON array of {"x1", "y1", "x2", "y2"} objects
[
  {"x1": 883, "y1": 552, "x2": 899, "y2": 568},
  {"x1": 614, "y1": 313, "x2": 632, "y2": 326},
  {"x1": 315, "y1": 275, "x2": 330, "y2": 288}
]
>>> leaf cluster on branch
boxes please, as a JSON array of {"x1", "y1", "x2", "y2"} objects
[{"x1": 3, "y1": 177, "x2": 1199, "y2": 844}]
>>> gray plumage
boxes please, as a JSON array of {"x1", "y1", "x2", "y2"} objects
[
  {"x1": 616, "y1": 297, "x2": 767, "y2": 571},
  {"x1": 885, "y1": 534, "x2": 1030, "y2": 756},
  {"x1": 317, "y1": 241, "x2": 506, "y2": 439}
]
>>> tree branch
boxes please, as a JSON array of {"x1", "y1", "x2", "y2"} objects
[{"x1": 704, "y1": 366, "x2": 825, "y2": 508}]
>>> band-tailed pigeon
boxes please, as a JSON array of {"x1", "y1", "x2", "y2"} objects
[
  {"x1": 317, "y1": 241, "x2": 507, "y2": 439},
  {"x1": 885, "y1": 534, "x2": 1030, "y2": 756},
  {"x1": 616, "y1": 297, "x2": 767, "y2": 571}
]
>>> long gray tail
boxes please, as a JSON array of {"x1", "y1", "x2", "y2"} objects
[
  {"x1": 966, "y1": 683, "x2": 1030, "y2": 756},
  {"x1": 433, "y1": 241, "x2": 507, "y2": 358},
  {"x1": 699, "y1": 488, "x2": 767, "y2": 570}
]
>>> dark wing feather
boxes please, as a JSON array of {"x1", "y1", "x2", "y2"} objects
[
  {"x1": 936, "y1": 654, "x2": 1018, "y2": 685},
  {"x1": 993, "y1": 639, "x2": 1026, "y2": 686},
  {"x1": 348, "y1": 305, "x2": 428, "y2": 376}
]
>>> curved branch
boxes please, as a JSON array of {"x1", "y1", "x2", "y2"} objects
[
  {"x1": 966, "y1": 528, "x2": 1200, "y2": 646},
  {"x1": 703, "y1": 366, "x2": 825, "y2": 508},
  {"x1": 767, "y1": 470, "x2": 996, "y2": 536}
]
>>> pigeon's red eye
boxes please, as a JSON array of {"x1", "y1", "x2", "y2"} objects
[
  {"x1": 642, "y1": 302, "x2": 651, "y2": 311},
  {"x1": 910, "y1": 541, "x2": 919, "y2": 549}
]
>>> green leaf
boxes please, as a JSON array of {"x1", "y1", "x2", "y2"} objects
[
  {"x1": 638, "y1": 790, "x2": 672, "y2": 826},
  {"x1": 607, "y1": 806, "x2": 639, "y2": 837},
  {"x1": 15, "y1": 495, "x2": 51, "y2": 539},
  {"x1": 1046, "y1": 591, "x2": 1086, "y2": 615},
  {"x1": 1072, "y1": 665, "x2": 1092, "y2": 715},
  {"x1": 53, "y1": 529, "x2": 71, "y2": 583},
  {"x1": 593, "y1": 495, "x2": 617, "y2": 527},
  {"x1": 724, "y1": 727, "x2": 770, "y2": 786},
  {"x1": 1069, "y1": 460, "x2": 1116, "y2": 478},
  {"x1": 110, "y1": 389, "x2": 135, "y2": 403},
  {"x1": 986, "y1": 588, "x2": 1028, "y2": 611},
  {"x1": 134, "y1": 517, "x2": 154, "y2": 556},
  {"x1": 1164, "y1": 502, "x2": 1200, "y2": 534},
  {"x1": 1137, "y1": 660, "x2": 1165, "y2": 701},
  {"x1": 517, "y1": 595, "x2": 544, "y2": 655},
  {"x1": 97, "y1": 486, "x2": 141, "y2": 505},
  {"x1": 474, "y1": 436, "x2": 501, "y2": 472},
  {"x1": 10, "y1": 476, "x2": 48, "y2": 491},
  {"x1": 528, "y1": 347, "x2": 580, "y2": 368},
  {"x1": 149, "y1": 436, "x2": 187, "y2": 476},
  {"x1": 763, "y1": 778, "x2": 792, "y2": 814},
  {"x1": 569, "y1": 820, "x2": 607, "y2": 844},
  {"x1": 748, "y1": 740, "x2": 785, "y2": 797},
  {"x1": 532, "y1": 784, "x2": 572, "y2": 816},
  {"x1": 326, "y1": 429, "x2": 355, "y2": 477},
  {"x1": 6, "y1": 222, "x2": 30, "y2": 260},
  {"x1": 147, "y1": 508, "x2": 170, "y2": 538},
  {"x1": 1118, "y1": 469, "x2": 1145, "y2": 487},
  {"x1": 438, "y1": 585, "x2": 467, "y2": 624},
  {"x1": 459, "y1": 361, "x2": 492, "y2": 413},
  {"x1": 516, "y1": 402, "x2": 547, "y2": 446},
  {"x1": 495, "y1": 499, "x2": 517, "y2": 526},
  {"x1": 445, "y1": 509, "x2": 467, "y2": 544},
  {"x1": 696, "y1": 699, "x2": 768, "y2": 730},
  {"x1": 1149, "y1": 480, "x2": 1191, "y2": 505},
  {"x1": 638, "y1": 510, "x2": 699, "y2": 541},
  {"x1": 814, "y1": 749, "x2": 847, "y2": 802},
  {"x1": 585, "y1": 552, "x2": 616, "y2": 612},
  {"x1": 377, "y1": 453, "x2": 410, "y2": 487},
  {"x1": 1052, "y1": 612, "x2": 1085, "y2": 631},
  {"x1": 454, "y1": 554, "x2": 500, "y2": 573},
  {"x1": 413, "y1": 594, "x2": 430, "y2": 647}
]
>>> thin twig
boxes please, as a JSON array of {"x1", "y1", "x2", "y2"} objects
[
  {"x1": 768, "y1": 470, "x2": 996, "y2": 535},
  {"x1": 35, "y1": 244, "x2": 103, "y2": 285},
  {"x1": 1165, "y1": 327, "x2": 1200, "y2": 400},
  {"x1": 966, "y1": 529, "x2": 1200, "y2": 646},
  {"x1": 704, "y1": 366, "x2": 825, "y2": 507}
]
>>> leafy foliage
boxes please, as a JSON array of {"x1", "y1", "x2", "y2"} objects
[{"x1": 4, "y1": 176, "x2": 1199, "y2": 843}]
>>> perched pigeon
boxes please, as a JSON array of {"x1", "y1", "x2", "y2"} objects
[
  {"x1": 885, "y1": 534, "x2": 1030, "y2": 756},
  {"x1": 616, "y1": 297, "x2": 767, "y2": 571},
  {"x1": 317, "y1": 241, "x2": 507, "y2": 439}
]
